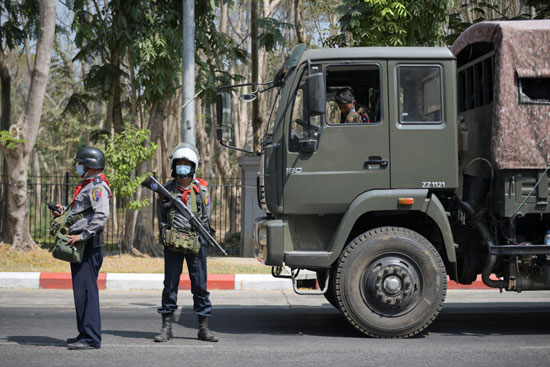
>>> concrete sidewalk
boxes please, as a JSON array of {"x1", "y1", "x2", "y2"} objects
[{"x1": 0, "y1": 271, "x2": 491, "y2": 290}]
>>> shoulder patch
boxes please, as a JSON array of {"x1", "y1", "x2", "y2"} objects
[
  {"x1": 204, "y1": 192, "x2": 211, "y2": 206},
  {"x1": 91, "y1": 187, "x2": 102, "y2": 201}
]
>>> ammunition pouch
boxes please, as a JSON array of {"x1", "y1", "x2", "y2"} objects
[{"x1": 163, "y1": 228, "x2": 201, "y2": 254}]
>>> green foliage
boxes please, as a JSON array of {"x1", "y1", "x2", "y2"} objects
[
  {"x1": 255, "y1": 18, "x2": 294, "y2": 51},
  {"x1": 102, "y1": 123, "x2": 158, "y2": 210},
  {"x1": 0, "y1": 0, "x2": 39, "y2": 49},
  {"x1": 446, "y1": 0, "x2": 550, "y2": 44},
  {"x1": 195, "y1": 0, "x2": 247, "y2": 103},
  {"x1": 335, "y1": 0, "x2": 451, "y2": 47},
  {"x1": 0, "y1": 130, "x2": 25, "y2": 149},
  {"x1": 528, "y1": 0, "x2": 550, "y2": 19}
]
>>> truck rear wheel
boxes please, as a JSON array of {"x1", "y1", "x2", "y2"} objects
[{"x1": 335, "y1": 227, "x2": 446, "y2": 338}]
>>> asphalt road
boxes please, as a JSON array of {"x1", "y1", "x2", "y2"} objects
[{"x1": 0, "y1": 289, "x2": 549, "y2": 367}]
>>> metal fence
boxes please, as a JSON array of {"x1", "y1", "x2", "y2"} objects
[{"x1": 0, "y1": 174, "x2": 242, "y2": 256}]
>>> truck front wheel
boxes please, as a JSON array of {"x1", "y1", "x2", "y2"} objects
[{"x1": 335, "y1": 227, "x2": 447, "y2": 338}]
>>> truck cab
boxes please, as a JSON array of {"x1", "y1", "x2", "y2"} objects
[{"x1": 216, "y1": 20, "x2": 550, "y2": 338}]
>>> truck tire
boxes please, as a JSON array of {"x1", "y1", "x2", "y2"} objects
[
  {"x1": 316, "y1": 270, "x2": 339, "y2": 309},
  {"x1": 335, "y1": 226, "x2": 447, "y2": 338}
]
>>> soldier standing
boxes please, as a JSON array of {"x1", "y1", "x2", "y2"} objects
[
  {"x1": 154, "y1": 143, "x2": 218, "y2": 343},
  {"x1": 335, "y1": 88, "x2": 371, "y2": 124},
  {"x1": 52, "y1": 147, "x2": 111, "y2": 350}
]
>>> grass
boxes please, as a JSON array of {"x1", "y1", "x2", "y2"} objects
[{"x1": 0, "y1": 244, "x2": 271, "y2": 274}]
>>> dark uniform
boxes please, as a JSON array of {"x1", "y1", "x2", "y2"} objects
[
  {"x1": 68, "y1": 173, "x2": 111, "y2": 349},
  {"x1": 157, "y1": 178, "x2": 212, "y2": 317},
  {"x1": 340, "y1": 106, "x2": 371, "y2": 124}
]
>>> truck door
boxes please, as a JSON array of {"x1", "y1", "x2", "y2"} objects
[
  {"x1": 388, "y1": 61, "x2": 458, "y2": 189},
  {"x1": 283, "y1": 62, "x2": 390, "y2": 214}
]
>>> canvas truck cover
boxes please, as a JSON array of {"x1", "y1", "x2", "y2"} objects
[{"x1": 451, "y1": 20, "x2": 550, "y2": 169}]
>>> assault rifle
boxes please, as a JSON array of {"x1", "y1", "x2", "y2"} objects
[{"x1": 141, "y1": 175, "x2": 228, "y2": 256}]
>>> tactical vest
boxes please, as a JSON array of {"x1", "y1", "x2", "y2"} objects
[
  {"x1": 163, "y1": 183, "x2": 204, "y2": 254},
  {"x1": 168, "y1": 183, "x2": 202, "y2": 231}
]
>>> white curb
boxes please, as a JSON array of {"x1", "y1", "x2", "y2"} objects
[
  {"x1": 106, "y1": 273, "x2": 164, "y2": 290},
  {"x1": 0, "y1": 272, "x2": 40, "y2": 289},
  {"x1": 235, "y1": 274, "x2": 293, "y2": 290}
]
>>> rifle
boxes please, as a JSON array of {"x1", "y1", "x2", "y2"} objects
[{"x1": 141, "y1": 175, "x2": 228, "y2": 256}]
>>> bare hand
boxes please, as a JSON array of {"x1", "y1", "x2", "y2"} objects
[
  {"x1": 67, "y1": 234, "x2": 81, "y2": 246},
  {"x1": 53, "y1": 204, "x2": 64, "y2": 217}
]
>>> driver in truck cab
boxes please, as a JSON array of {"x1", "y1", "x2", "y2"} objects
[{"x1": 335, "y1": 88, "x2": 371, "y2": 124}]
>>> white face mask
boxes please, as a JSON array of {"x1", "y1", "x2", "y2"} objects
[
  {"x1": 75, "y1": 164, "x2": 86, "y2": 177},
  {"x1": 176, "y1": 164, "x2": 192, "y2": 177}
]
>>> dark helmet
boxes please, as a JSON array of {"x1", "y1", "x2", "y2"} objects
[{"x1": 75, "y1": 147, "x2": 105, "y2": 169}]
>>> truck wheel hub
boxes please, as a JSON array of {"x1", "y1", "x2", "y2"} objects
[
  {"x1": 361, "y1": 256, "x2": 421, "y2": 317},
  {"x1": 383, "y1": 275, "x2": 402, "y2": 294}
]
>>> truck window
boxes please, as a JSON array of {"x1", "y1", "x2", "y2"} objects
[
  {"x1": 457, "y1": 52, "x2": 494, "y2": 113},
  {"x1": 398, "y1": 66, "x2": 442, "y2": 124},
  {"x1": 519, "y1": 77, "x2": 550, "y2": 104},
  {"x1": 325, "y1": 64, "x2": 381, "y2": 125},
  {"x1": 289, "y1": 81, "x2": 305, "y2": 152},
  {"x1": 289, "y1": 70, "x2": 322, "y2": 153}
]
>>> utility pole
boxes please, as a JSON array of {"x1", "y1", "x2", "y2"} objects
[{"x1": 182, "y1": 0, "x2": 196, "y2": 146}]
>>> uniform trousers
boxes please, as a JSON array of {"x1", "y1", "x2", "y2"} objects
[
  {"x1": 157, "y1": 240, "x2": 212, "y2": 317},
  {"x1": 70, "y1": 244, "x2": 103, "y2": 348}
]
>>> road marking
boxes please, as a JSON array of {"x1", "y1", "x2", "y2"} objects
[
  {"x1": 519, "y1": 346, "x2": 550, "y2": 349},
  {"x1": 0, "y1": 342, "x2": 214, "y2": 348}
]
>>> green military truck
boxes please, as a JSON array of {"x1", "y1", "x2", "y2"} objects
[{"x1": 216, "y1": 20, "x2": 550, "y2": 338}]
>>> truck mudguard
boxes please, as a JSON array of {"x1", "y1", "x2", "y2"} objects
[{"x1": 326, "y1": 189, "x2": 456, "y2": 267}]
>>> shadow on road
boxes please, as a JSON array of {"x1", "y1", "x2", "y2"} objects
[
  {"x1": 430, "y1": 303, "x2": 550, "y2": 337},
  {"x1": 101, "y1": 330, "x2": 157, "y2": 339},
  {"x1": 175, "y1": 305, "x2": 364, "y2": 338},
  {"x1": 7, "y1": 335, "x2": 66, "y2": 347}
]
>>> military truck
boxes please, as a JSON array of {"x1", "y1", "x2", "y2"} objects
[{"x1": 216, "y1": 20, "x2": 550, "y2": 338}]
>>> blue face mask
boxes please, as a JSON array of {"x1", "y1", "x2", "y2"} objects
[
  {"x1": 75, "y1": 164, "x2": 85, "y2": 177},
  {"x1": 175, "y1": 165, "x2": 192, "y2": 177}
]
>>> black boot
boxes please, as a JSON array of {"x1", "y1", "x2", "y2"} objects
[
  {"x1": 154, "y1": 313, "x2": 174, "y2": 342},
  {"x1": 197, "y1": 316, "x2": 218, "y2": 342}
]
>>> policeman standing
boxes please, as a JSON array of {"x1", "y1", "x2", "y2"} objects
[
  {"x1": 53, "y1": 147, "x2": 111, "y2": 350},
  {"x1": 154, "y1": 143, "x2": 218, "y2": 343},
  {"x1": 335, "y1": 88, "x2": 371, "y2": 124}
]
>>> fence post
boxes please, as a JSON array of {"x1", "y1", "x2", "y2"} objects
[{"x1": 64, "y1": 172, "x2": 70, "y2": 205}]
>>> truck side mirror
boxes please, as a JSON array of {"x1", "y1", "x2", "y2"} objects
[
  {"x1": 306, "y1": 73, "x2": 326, "y2": 116},
  {"x1": 216, "y1": 92, "x2": 233, "y2": 143}
]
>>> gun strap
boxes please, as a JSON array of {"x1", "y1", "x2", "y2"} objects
[
  {"x1": 190, "y1": 185, "x2": 198, "y2": 213},
  {"x1": 66, "y1": 207, "x2": 94, "y2": 227}
]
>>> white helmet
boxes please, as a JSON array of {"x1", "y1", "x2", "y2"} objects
[{"x1": 170, "y1": 143, "x2": 200, "y2": 169}]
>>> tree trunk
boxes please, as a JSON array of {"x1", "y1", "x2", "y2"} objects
[
  {"x1": 250, "y1": 0, "x2": 261, "y2": 151},
  {"x1": 294, "y1": 0, "x2": 307, "y2": 44},
  {"x1": 0, "y1": 49, "x2": 12, "y2": 240},
  {"x1": 130, "y1": 100, "x2": 166, "y2": 255},
  {"x1": 0, "y1": 0, "x2": 56, "y2": 250}
]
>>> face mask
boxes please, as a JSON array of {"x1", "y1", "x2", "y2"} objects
[
  {"x1": 75, "y1": 164, "x2": 86, "y2": 177},
  {"x1": 175, "y1": 165, "x2": 192, "y2": 177}
]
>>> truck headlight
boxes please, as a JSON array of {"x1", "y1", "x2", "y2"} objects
[{"x1": 257, "y1": 227, "x2": 267, "y2": 246}]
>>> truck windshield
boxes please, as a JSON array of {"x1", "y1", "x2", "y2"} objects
[
  {"x1": 263, "y1": 85, "x2": 283, "y2": 143},
  {"x1": 261, "y1": 44, "x2": 306, "y2": 147}
]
